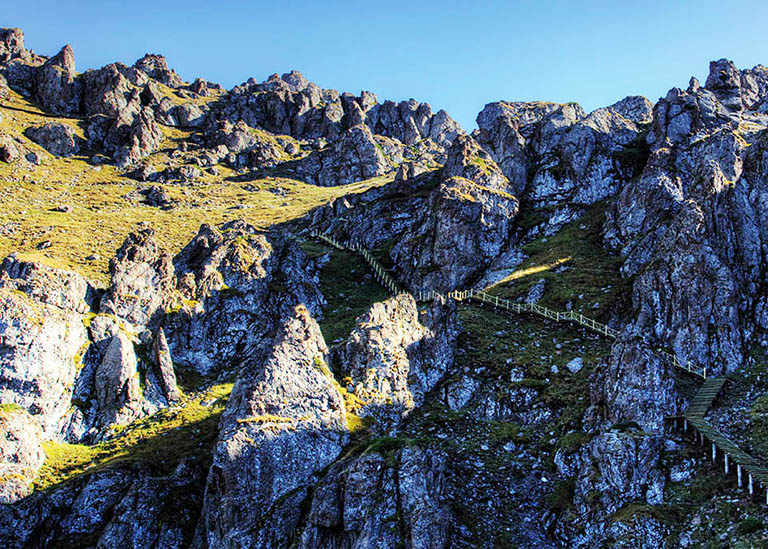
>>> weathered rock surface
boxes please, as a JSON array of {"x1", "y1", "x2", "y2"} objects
[
  {"x1": 152, "y1": 328, "x2": 180, "y2": 404},
  {"x1": 291, "y1": 124, "x2": 394, "y2": 186},
  {"x1": 0, "y1": 458, "x2": 205, "y2": 548},
  {"x1": 223, "y1": 70, "x2": 464, "y2": 149},
  {"x1": 0, "y1": 256, "x2": 91, "y2": 439},
  {"x1": 24, "y1": 121, "x2": 80, "y2": 157},
  {"x1": 334, "y1": 294, "x2": 459, "y2": 433},
  {"x1": 605, "y1": 59, "x2": 768, "y2": 386},
  {"x1": 0, "y1": 407, "x2": 44, "y2": 504},
  {"x1": 555, "y1": 432, "x2": 666, "y2": 547},
  {"x1": 100, "y1": 226, "x2": 174, "y2": 328},
  {"x1": 167, "y1": 221, "x2": 323, "y2": 376},
  {"x1": 200, "y1": 306, "x2": 346, "y2": 548},
  {"x1": 300, "y1": 446, "x2": 453, "y2": 548},
  {"x1": 392, "y1": 136, "x2": 519, "y2": 293},
  {"x1": 94, "y1": 331, "x2": 149, "y2": 428},
  {"x1": 476, "y1": 96, "x2": 652, "y2": 235},
  {"x1": 134, "y1": 53, "x2": 184, "y2": 88},
  {"x1": 35, "y1": 44, "x2": 81, "y2": 115},
  {"x1": 0, "y1": 28, "x2": 28, "y2": 65}
]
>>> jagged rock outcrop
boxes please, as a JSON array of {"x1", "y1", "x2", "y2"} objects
[
  {"x1": 95, "y1": 331, "x2": 150, "y2": 428},
  {"x1": 334, "y1": 294, "x2": 459, "y2": 433},
  {"x1": 0, "y1": 458, "x2": 205, "y2": 548},
  {"x1": 367, "y1": 98, "x2": 464, "y2": 149},
  {"x1": 0, "y1": 406, "x2": 44, "y2": 504},
  {"x1": 223, "y1": 70, "x2": 464, "y2": 149},
  {"x1": 152, "y1": 328, "x2": 180, "y2": 404},
  {"x1": 167, "y1": 221, "x2": 324, "y2": 375},
  {"x1": 200, "y1": 306, "x2": 346, "y2": 548},
  {"x1": 476, "y1": 96, "x2": 652, "y2": 235},
  {"x1": 0, "y1": 28, "x2": 27, "y2": 64},
  {"x1": 24, "y1": 121, "x2": 81, "y2": 157},
  {"x1": 117, "y1": 107, "x2": 164, "y2": 167},
  {"x1": 557, "y1": 432, "x2": 666, "y2": 547},
  {"x1": 300, "y1": 446, "x2": 453, "y2": 548},
  {"x1": 291, "y1": 124, "x2": 394, "y2": 186},
  {"x1": 206, "y1": 120, "x2": 286, "y2": 169},
  {"x1": 35, "y1": 44, "x2": 81, "y2": 115},
  {"x1": 605, "y1": 59, "x2": 768, "y2": 387},
  {"x1": 134, "y1": 53, "x2": 184, "y2": 88},
  {"x1": 392, "y1": 136, "x2": 519, "y2": 293},
  {"x1": 100, "y1": 226, "x2": 175, "y2": 328}
]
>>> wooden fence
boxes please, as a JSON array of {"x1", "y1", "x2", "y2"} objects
[
  {"x1": 418, "y1": 288, "x2": 706, "y2": 379},
  {"x1": 309, "y1": 231, "x2": 768, "y2": 504}
]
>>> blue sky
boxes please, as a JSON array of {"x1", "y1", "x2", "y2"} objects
[{"x1": 5, "y1": 1, "x2": 768, "y2": 130}]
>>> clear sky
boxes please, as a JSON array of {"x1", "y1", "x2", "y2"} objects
[{"x1": 5, "y1": 1, "x2": 768, "y2": 130}]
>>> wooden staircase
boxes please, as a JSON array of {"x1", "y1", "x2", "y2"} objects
[
  {"x1": 310, "y1": 231, "x2": 768, "y2": 503},
  {"x1": 682, "y1": 377, "x2": 768, "y2": 502}
]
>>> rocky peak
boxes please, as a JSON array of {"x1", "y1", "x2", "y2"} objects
[
  {"x1": 740, "y1": 63, "x2": 768, "y2": 110},
  {"x1": 134, "y1": 53, "x2": 183, "y2": 88},
  {"x1": 35, "y1": 44, "x2": 80, "y2": 114},
  {"x1": 443, "y1": 134, "x2": 512, "y2": 191},
  {"x1": 705, "y1": 58, "x2": 743, "y2": 111},
  {"x1": 606, "y1": 95, "x2": 654, "y2": 124},
  {"x1": 48, "y1": 44, "x2": 76, "y2": 74},
  {"x1": 200, "y1": 306, "x2": 346, "y2": 548},
  {"x1": 0, "y1": 28, "x2": 28, "y2": 64}
]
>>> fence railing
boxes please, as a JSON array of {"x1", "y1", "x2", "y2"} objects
[
  {"x1": 418, "y1": 287, "x2": 707, "y2": 379},
  {"x1": 310, "y1": 231, "x2": 706, "y2": 379},
  {"x1": 310, "y1": 231, "x2": 400, "y2": 295}
]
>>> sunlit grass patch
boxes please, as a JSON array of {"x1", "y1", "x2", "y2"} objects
[{"x1": 33, "y1": 382, "x2": 232, "y2": 491}]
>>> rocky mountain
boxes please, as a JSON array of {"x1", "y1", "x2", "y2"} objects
[{"x1": 1, "y1": 26, "x2": 768, "y2": 548}]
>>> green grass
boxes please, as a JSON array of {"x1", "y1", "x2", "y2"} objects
[
  {"x1": 486, "y1": 201, "x2": 632, "y2": 322},
  {"x1": 456, "y1": 304, "x2": 611, "y2": 442},
  {"x1": 301, "y1": 243, "x2": 390, "y2": 344},
  {"x1": 0, "y1": 402, "x2": 25, "y2": 416},
  {"x1": 0, "y1": 89, "x2": 392, "y2": 284},
  {"x1": 33, "y1": 382, "x2": 232, "y2": 491}
]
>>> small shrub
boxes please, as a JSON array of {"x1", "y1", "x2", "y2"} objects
[{"x1": 736, "y1": 517, "x2": 762, "y2": 535}]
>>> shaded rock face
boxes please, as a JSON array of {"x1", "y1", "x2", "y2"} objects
[
  {"x1": 0, "y1": 458, "x2": 206, "y2": 548},
  {"x1": 200, "y1": 306, "x2": 346, "y2": 549},
  {"x1": 334, "y1": 294, "x2": 459, "y2": 433},
  {"x1": 604, "y1": 59, "x2": 768, "y2": 412},
  {"x1": 0, "y1": 407, "x2": 44, "y2": 504},
  {"x1": 0, "y1": 256, "x2": 91, "y2": 440},
  {"x1": 309, "y1": 173, "x2": 435, "y2": 255},
  {"x1": 291, "y1": 124, "x2": 393, "y2": 186},
  {"x1": 300, "y1": 446, "x2": 453, "y2": 549},
  {"x1": 555, "y1": 432, "x2": 666, "y2": 548},
  {"x1": 24, "y1": 122, "x2": 80, "y2": 157},
  {"x1": 167, "y1": 221, "x2": 324, "y2": 376},
  {"x1": 476, "y1": 97, "x2": 652, "y2": 236},
  {"x1": 392, "y1": 136, "x2": 519, "y2": 293}
]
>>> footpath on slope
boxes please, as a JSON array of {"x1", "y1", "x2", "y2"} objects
[{"x1": 310, "y1": 230, "x2": 768, "y2": 504}]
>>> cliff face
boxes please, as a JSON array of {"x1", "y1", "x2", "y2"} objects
[{"x1": 2, "y1": 26, "x2": 768, "y2": 547}]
